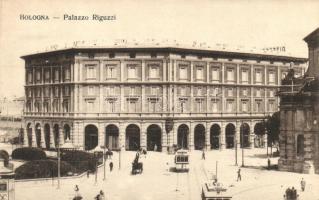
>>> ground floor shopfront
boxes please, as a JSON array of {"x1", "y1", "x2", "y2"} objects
[{"x1": 23, "y1": 118, "x2": 267, "y2": 152}]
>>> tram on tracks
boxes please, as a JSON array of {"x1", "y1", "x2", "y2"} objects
[{"x1": 174, "y1": 149, "x2": 189, "y2": 172}]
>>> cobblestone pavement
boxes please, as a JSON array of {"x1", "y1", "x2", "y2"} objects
[{"x1": 0, "y1": 143, "x2": 317, "y2": 200}]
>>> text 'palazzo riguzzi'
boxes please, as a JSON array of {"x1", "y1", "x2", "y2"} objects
[{"x1": 21, "y1": 45, "x2": 307, "y2": 153}]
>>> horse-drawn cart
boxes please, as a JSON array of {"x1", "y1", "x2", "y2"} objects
[{"x1": 131, "y1": 152, "x2": 143, "y2": 175}]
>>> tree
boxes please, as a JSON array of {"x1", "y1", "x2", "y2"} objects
[{"x1": 265, "y1": 111, "x2": 280, "y2": 155}]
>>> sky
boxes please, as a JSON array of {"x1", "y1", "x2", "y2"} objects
[{"x1": 0, "y1": 0, "x2": 318, "y2": 99}]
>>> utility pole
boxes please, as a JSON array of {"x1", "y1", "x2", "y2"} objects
[
  {"x1": 57, "y1": 138, "x2": 60, "y2": 189},
  {"x1": 241, "y1": 122, "x2": 244, "y2": 167},
  {"x1": 102, "y1": 146, "x2": 106, "y2": 181},
  {"x1": 235, "y1": 138, "x2": 238, "y2": 166}
]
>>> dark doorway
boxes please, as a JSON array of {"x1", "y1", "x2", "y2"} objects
[
  {"x1": 44, "y1": 124, "x2": 50, "y2": 149},
  {"x1": 35, "y1": 123, "x2": 41, "y2": 148},
  {"x1": 85, "y1": 125, "x2": 98, "y2": 151},
  {"x1": 210, "y1": 124, "x2": 220, "y2": 149},
  {"x1": 53, "y1": 124, "x2": 60, "y2": 148},
  {"x1": 177, "y1": 124, "x2": 189, "y2": 149},
  {"x1": 63, "y1": 124, "x2": 71, "y2": 141},
  {"x1": 125, "y1": 124, "x2": 140, "y2": 151},
  {"x1": 105, "y1": 124, "x2": 119, "y2": 150},
  {"x1": 194, "y1": 124, "x2": 205, "y2": 150},
  {"x1": 147, "y1": 124, "x2": 162, "y2": 151},
  {"x1": 26, "y1": 123, "x2": 32, "y2": 147},
  {"x1": 240, "y1": 123, "x2": 250, "y2": 148},
  {"x1": 225, "y1": 123, "x2": 235, "y2": 148}
]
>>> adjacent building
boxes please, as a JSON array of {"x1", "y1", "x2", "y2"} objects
[
  {"x1": 21, "y1": 44, "x2": 307, "y2": 152},
  {"x1": 278, "y1": 28, "x2": 319, "y2": 174}
]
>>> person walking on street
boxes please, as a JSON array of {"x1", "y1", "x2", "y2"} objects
[
  {"x1": 109, "y1": 161, "x2": 113, "y2": 172},
  {"x1": 301, "y1": 178, "x2": 306, "y2": 192},
  {"x1": 267, "y1": 158, "x2": 271, "y2": 170},
  {"x1": 202, "y1": 150, "x2": 205, "y2": 160},
  {"x1": 237, "y1": 168, "x2": 241, "y2": 181}
]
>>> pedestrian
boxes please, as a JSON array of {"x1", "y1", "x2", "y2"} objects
[
  {"x1": 237, "y1": 168, "x2": 241, "y2": 181},
  {"x1": 202, "y1": 150, "x2": 205, "y2": 160},
  {"x1": 267, "y1": 158, "x2": 271, "y2": 170},
  {"x1": 99, "y1": 190, "x2": 105, "y2": 200},
  {"x1": 300, "y1": 178, "x2": 306, "y2": 192},
  {"x1": 286, "y1": 187, "x2": 291, "y2": 199},
  {"x1": 74, "y1": 185, "x2": 80, "y2": 197},
  {"x1": 87, "y1": 170, "x2": 90, "y2": 178},
  {"x1": 292, "y1": 187, "x2": 297, "y2": 199},
  {"x1": 109, "y1": 161, "x2": 113, "y2": 172}
]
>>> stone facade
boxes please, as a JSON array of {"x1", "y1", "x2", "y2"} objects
[
  {"x1": 21, "y1": 46, "x2": 306, "y2": 152},
  {"x1": 278, "y1": 28, "x2": 319, "y2": 174}
]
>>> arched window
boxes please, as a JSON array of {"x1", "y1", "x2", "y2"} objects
[{"x1": 296, "y1": 135, "x2": 304, "y2": 156}]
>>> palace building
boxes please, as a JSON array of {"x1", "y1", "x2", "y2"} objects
[
  {"x1": 21, "y1": 44, "x2": 307, "y2": 152},
  {"x1": 278, "y1": 28, "x2": 319, "y2": 174}
]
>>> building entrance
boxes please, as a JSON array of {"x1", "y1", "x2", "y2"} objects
[{"x1": 147, "y1": 124, "x2": 162, "y2": 151}]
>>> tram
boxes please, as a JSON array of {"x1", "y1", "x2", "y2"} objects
[{"x1": 174, "y1": 149, "x2": 189, "y2": 172}]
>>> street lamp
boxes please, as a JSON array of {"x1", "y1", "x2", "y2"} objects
[
  {"x1": 57, "y1": 137, "x2": 60, "y2": 189},
  {"x1": 235, "y1": 138, "x2": 238, "y2": 166},
  {"x1": 241, "y1": 122, "x2": 244, "y2": 167},
  {"x1": 100, "y1": 145, "x2": 107, "y2": 181}
]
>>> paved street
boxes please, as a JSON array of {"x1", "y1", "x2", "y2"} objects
[{"x1": 1, "y1": 145, "x2": 318, "y2": 200}]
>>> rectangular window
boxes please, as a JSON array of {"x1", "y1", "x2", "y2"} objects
[
  {"x1": 256, "y1": 89, "x2": 261, "y2": 97},
  {"x1": 242, "y1": 69, "x2": 248, "y2": 83},
  {"x1": 64, "y1": 86, "x2": 70, "y2": 96},
  {"x1": 109, "y1": 101, "x2": 115, "y2": 112},
  {"x1": 197, "y1": 100, "x2": 203, "y2": 112},
  {"x1": 151, "y1": 87, "x2": 158, "y2": 95},
  {"x1": 180, "y1": 66, "x2": 187, "y2": 80},
  {"x1": 88, "y1": 86, "x2": 94, "y2": 95},
  {"x1": 180, "y1": 87, "x2": 186, "y2": 96},
  {"x1": 196, "y1": 67, "x2": 204, "y2": 80},
  {"x1": 180, "y1": 101, "x2": 185, "y2": 113},
  {"x1": 212, "y1": 88, "x2": 219, "y2": 96},
  {"x1": 54, "y1": 87, "x2": 59, "y2": 97},
  {"x1": 106, "y1": 65, "x2": 116, "y2": 79},
  {"x1": 227, "y1": 88, "x2": 233, "y2": 97},
  {"x1": 129, "y1": 101, "x2": 137, "y2": 112},
  {"x1": 128, "y1": 66, "x2": 136, "y2": 79},
  {"x1": 268, "y1": 101, "x2": 274, "y2": 112},
  {"x1": 130, "y1": 87, "x2": 135, "y2": 96},
  {"x1": 242, "y1": 89, "x2": 248, "y2": 96},
  {"x1": 227, "y1": 69, "x2": 234, "y2": 82},
  {"x1": 255, "y1": 100, "x2": 262, "y2": 112},
  {"x1": 64, "y1": 68, "x2": 70, "y2": 81},
  {"x1": 54, "y1": 69, "x2": 60, "y2": 81},
  {"x1": 45, "y1": 88, "x2": 50, "y2": 97},
  {"x1": 212, "y1": 68, "x2": 219, "y2": 82},
  {"x1": 197, "y1": 87, "x2": 202, "y2": 96},
  {"x1": 212, "y1": 101, "x2": 218, "y2": 112},
  {"x1": 45, "y1": 70, "x2": 50, "y2": 82},
  {"x1": 242, "y1": 101, "x2": 248, "y2": 112},
  {"x1": 269, "y1": 71, "x2": 275, "y2": 83},
  {"x1": 109, "y1": 87, "x2": 115, "y2": 96},
  {"x1": 269, "y1": 90, "x2": 274, "y2": 97},
  {"x1": 28, "y1": 72, "x2": 33, "y2": 83},
  {"x1": 149, "y1": 66, "x2": 159, "y2": 79},
  {"x1": 87, "y1": 101, "x2": 94, "y2": 112},
  {"x1": 256, "y1": 69, "x2": 262, "y2": 83},
  {"x1": 281, "y1": 71, "x2": 288, "y2": 79},
  {"x1": 36, "y1": 70, "x2": 41, "y2": 81},
  {"x1": 149, "y1": 101, "x2": 156, "y2": 112},
  {"x1": 226, "y1": 100, "x2": 233, "y2": 112},
  {"x1": 86, "y1": 66, "x2": 96, "y2": 79}
]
